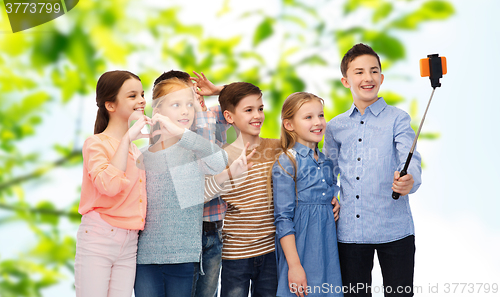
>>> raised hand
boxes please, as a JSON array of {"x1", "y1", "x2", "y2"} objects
[
  {"x1": 190, "y1": 71, "x2": 223, "y2": 96},
  {"x1": 151, "y1": 113, "x2": 184, "y2": 140},
  {"x1": 127, "y1": 115, "x2": 152, "y2": 143},
  {"x1": 228, "y1": 142, "x2": 256, "y2": 179}
]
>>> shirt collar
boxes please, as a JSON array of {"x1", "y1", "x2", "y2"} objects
[
  {"x1": 348, "y1": 97, "x2": 387, "y2": 117},
  {"x1": 293, "y1": 142, "x2": 324, "y2": 163}
]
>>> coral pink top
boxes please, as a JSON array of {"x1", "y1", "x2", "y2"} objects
[{"x1": 79, "y1": 134, "x2": 147, "y2": 230}]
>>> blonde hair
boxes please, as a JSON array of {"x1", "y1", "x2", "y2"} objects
[
  {"x1": 152, "y1": 77, "x2": 190, "y2": 106},
  {"x1": 267, "y1": 92, "x2": 325, "y2": 206}
]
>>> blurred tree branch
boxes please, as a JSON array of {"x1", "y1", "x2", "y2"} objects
[
  {"x1": 0, "y1": 150, "x2": 81, "y2": 192},
  {"x1": 0, "y1": 202, "x2": 80, "y2": 219}
]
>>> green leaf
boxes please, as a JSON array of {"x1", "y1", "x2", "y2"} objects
[
  {"x1": 389, "y1": 0, "x2": 455, "y2": 30},
  {"x1": 35, "y1": 201, "x2": 59, "y2": 225},
  {"x1": 253, "y1": 18, "x2": 274, "y2": 47},
  {"x1": 419, "y1": 132, "x2": 441, "y2": 140},
  {"x1": 379, "y1": 91, "x2": 405, "y2": 106},
  {"x1": 362, "y1": 31, "x2": 405, "y2": 62},
  {"x1": 298, "y1": 55, "x2": 328, "y2": 66},
  {"x1": 373, "y1": 2, "x2": 393, "y2": 23},
  {"x1": 344, "y1": 0, "x2": 384, "y2": 14}
]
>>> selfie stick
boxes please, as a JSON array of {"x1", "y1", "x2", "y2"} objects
[{"x1": 392, "y1": 54, "x2": 447, "y2": 200}]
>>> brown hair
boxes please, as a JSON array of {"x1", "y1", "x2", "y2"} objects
[
  {"x1": 153, "y1": 70, "x2": 191, "y2": 88},
  {"x1": 218, "y1": 82, "x2": 262, "y2": 114},
  {"x1": 94, "y1": 70, "x2": 141, "y2": 134},
  {"x1": 340, "y1": 43, "x2": 382, "y2": 77},
  {"x1": 267, "y1": 92, "x2": 325, "y2": 205}
]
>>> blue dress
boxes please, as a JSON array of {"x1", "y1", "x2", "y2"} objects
[{"x1": 273, "y1": 142, "x2": 343, "y2": 296}]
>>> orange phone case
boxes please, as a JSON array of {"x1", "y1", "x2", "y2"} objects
[{"x1": 420, "y1": 57, "x2": 447, "y2": 77}]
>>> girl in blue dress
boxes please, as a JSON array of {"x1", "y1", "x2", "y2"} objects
[{"x1": 271, "y1": 92, "x2": 343, "y2": 297}]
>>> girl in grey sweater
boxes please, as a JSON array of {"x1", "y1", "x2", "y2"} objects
[{"x1": 134, "y1": 78, "x2": 227, "y2": 297}]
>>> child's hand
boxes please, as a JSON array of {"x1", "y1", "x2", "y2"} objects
[
  {"x1": 288, "y1": 264, "x2": 308, "y2": 297},
  {"x1": 228, "y1": 142, "x2": 256, "y2": 178},
  {"x1": 331, "y1": 197, "x2": 340, "y2": 221},
  {"x1": 190, "y1": 71, "x2": 223, "y2": 96},
  {"x1": 392, "y1": 171, "x2": 414, "y2": 197},
  {"x1": 192, "y1": 91, "x2": 205, "y2": 113},
  {"x1": 128, "y1": 115, "x2": 152, "y2": 142},
  {"x1": 151, "y1": 113, "x2": 184, "y2": 140}
]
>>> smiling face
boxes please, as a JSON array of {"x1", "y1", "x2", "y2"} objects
[
  {"x1": 284, "y1": 99, "x2": 325, "y2": 149},
  {"x1": 108, "y1": 78, "x2": 145, "y2": 121},
  {"x1": 154, "y1": 86, "x2": 195, "y2": 129},
  {"x1": 224, "y1": 94, "x2": 264, "y2": 137},
  {"x1": 341, "y1": 54, "x2": 384, "y2": 110}
]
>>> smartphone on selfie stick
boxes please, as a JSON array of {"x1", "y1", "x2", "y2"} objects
[{"x1": 392, "y1": 54, "x2": 447, "y2": 200}]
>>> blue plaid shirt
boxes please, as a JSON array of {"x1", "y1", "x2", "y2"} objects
[
  {"x1": 324, "y1": 98, "x2": 422, "y2": 244},
  {"x1": 195, "y1": 105, "x2": 231, "y2": 222}
]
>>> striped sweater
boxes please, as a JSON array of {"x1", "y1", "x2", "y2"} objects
[{"x1": 205, "y1": 138, "x2": 282, "y2": 260}]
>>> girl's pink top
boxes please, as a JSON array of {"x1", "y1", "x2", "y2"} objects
[{"x1": 78, "y1": 134, "x2": 147, "y2": 230}]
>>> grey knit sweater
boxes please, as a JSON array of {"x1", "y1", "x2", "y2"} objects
[{"x1": 137, "y1": 130, "x2": 227, "y2": 264}]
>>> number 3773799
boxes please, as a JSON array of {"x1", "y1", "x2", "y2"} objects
[{"x1": 5, "y1": 2, "x2": 62, "y2": 14}]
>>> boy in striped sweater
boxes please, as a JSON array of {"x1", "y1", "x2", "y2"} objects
[{"x1": 204, "y1": 82, "x2": 281, "y2": 297}]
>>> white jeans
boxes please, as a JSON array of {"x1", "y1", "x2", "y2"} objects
[{"x1": 74, "y1": 211, "x2": 139, "y2": 297}]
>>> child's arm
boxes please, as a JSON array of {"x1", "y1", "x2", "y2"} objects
[
  {"x1": 85, "y1": 116, "x2": 151, "y2": 197},
  {"x1": 111, "y1": 115, "x2": 151, "y2": 171},
  {"x1": 191, "y1": 71, "x2": 224, "y2": 96},
  {"x1": 273, "y1": 155, "x2": 308, "y2": 297},
  {"x1": 203, "y1": 144, "x2": 256, "y2": 201},
  {"x1": 280, "y1": 235, "x2": 308, "y2": 297},
  {"x1": 393, "y1": 112, "x2": 422, "y2": 196},
  {"x1": 176, "y1": 129, "x2": 228, "y2": 175}
]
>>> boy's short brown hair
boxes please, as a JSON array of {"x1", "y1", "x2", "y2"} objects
[
  {"x1": 340, "y1": 43, "x2": 382, "y2": 77},
  {"x1": 218, "y1": 82, "x2": 262, "y2": 113},
  {"x1": 154, "y1": 70, "x2": 191, "y2": 87}
]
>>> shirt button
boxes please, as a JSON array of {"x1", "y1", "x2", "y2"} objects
[
  {"x1": 142, "y1": 218, "x2": 144, "y2": 222},
  {"x1": 317, "y1": 167, "x2": 320, "y2": 170},
  {"x1": 322, "y1": 193, "x2": 325, "y2": 196},
  {"x1": 358, "y1": 138, "x2": 362, "y2": 142},
  {"x1": 139, "y1": 179, "x2": 142, "y2": 182},
  {"x1": 357, "y1": 158, "x2": 361, "y2": 161},
  {"x1": 356, "y1": 214, "x2": 360, "y2": 218},
  {"x1": 111, "y1": 229, "x2": 114, "y2": 231},
  {"x1": 140, "y1": 199, "x2": 143, "y2": 203},
  {"x1": 356, "y1": 195, "x2": 359, "y2": 199},
  {"x1": 356, "y1": 177, "x2": 360, "y2": 180},
  {"x1": 322, "y1": 179, "x2": 325, "y2": 182},
  {"x1": 360, "y1": 121, "x2": 364, "y2": 124},
  {"x1": 137, "y1": 160, "x2": 140, "y2": 164}
]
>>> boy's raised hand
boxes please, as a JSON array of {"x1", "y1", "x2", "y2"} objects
[
  {"x1": 392, "y1": 171, "x2": 414, "y2": 197},
  {"x1": 190, "y1": 71, "x2": 223, "y2": 96},
  {"x1": 228, "y1": 142, "x2": 256, "y2": 179}
]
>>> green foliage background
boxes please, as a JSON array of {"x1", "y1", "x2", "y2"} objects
[{"x1": 0, "y1": 0, "x2": 453, "y2": 295}]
